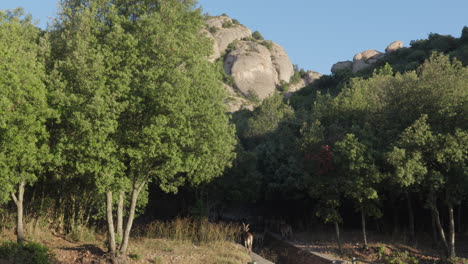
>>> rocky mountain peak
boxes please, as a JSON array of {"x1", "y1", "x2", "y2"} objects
[{"x1": 203, "y1": 14, "x2": 319, "y2": 111}]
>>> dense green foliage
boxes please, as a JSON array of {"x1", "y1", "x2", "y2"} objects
[
  {"x1": 213, "y1": 29, "x2": 467, "y2": 257},
  {"x1": 0, "y1": 241, "x2": 54, "y2": 264},
  {"x1": 0, "y1": 1, "x2": 466, "y2": 261},
  {"x1": 0, "y1": 0, "x2": 236, "y2": 259}
]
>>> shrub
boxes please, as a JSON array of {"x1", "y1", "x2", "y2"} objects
[
  {"x1": 260, "y1": 40, "x2": 273, "y2": 51},
  {"x1": 208, "y1": 26, "x2": 218, "y2": 33},
  {"x1": 278, "y1": 80, "x2": 290, "y2": 92},
  {"x1": 407, "y1": 50, "x2": 427, "y2": 62},
  {"x1": 231, "y1": 19, "x2": 240, "y2": 25},
  {"x1": 461, "y1": 26, "x2": 468, "y2": 44},
  {"x1": 0, "y1": 241, "x2": 54, "y2": 264},
  {"x1": 380, "y1": 250, "x2": 419, "y2": 264},
  {"x1": 226, "y1": 40, "x2": 238, "y2": 55},
  {"x1": 246, "y1": 90, "x2": 261, "y2": 104},
  {"x1": 289, "y1": 71, "x2": 302, "y2": 84},
  {"x1": 222, "y1": 20, "x2": 234, "y2": 28},
  {"x1": 252, "y1": 31, "x2": 264, "y2": 40}
]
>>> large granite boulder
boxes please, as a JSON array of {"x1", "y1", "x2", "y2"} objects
[
  {"x1": 289, "y1": 70, "x2": 322, "y2": 92},
  {"x1": 270, "y1": 42, "x2": 294, "y2": 83},
  {"x1": 224, "y1": 41, "x2": 278, "y2": 100},
  {"x1": 385, "y1": 40, "x2": 403, "y2": 53},
  {"x1": 331, "y1": 60, "x2": 353, "y2": 74},
  {"x1": 205, "y1": 16, "x2": 251, "y2": 59},
  {"x1": 352, "y1": 49, "x2": 384, "y2": 73}
]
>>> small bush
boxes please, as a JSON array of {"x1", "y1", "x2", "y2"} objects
[
  {"x1": 65, "y1": 224, "x2": 96, "y2": 242},
  {"x1": 260, "y1": 40, "x2": 273, "y2": 51},
  {"x1": 289, "y1": 71, "x2": 302, "y2": 84},
  {"x1": 231, "y1": 19, "x2": 240, "y2": 25},
  {"x1": 380, "y1": 250, "x2": 419, "y2": 264},
  {"x1": 0, "y1": 241, "x2": 54, "y2": 264},
  {"x1": 278, "y1": 80, "x2": 290, "y2": 92},
  {"x1": 461, "y1": 26, "x2": 468, "y2": 44},
  {"x1": 246, "y1": 90, "x2": 261, "y2": 104},
  {"x1": 209, "y1": 26, "x2": 218, "y2": 34},
  {"x1": 252, "y1": 31, "x2": 264, "y2": 40},
  {"x1": 222, "y1": 20, "x2": 234, "y2": 28},
  {"x1": 129, "y1": 252, "x2": 142, "y2": 260}
]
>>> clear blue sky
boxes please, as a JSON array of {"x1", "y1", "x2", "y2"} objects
[{"x1": 2, "y1": 0, "x2": 467, "y2": 74}]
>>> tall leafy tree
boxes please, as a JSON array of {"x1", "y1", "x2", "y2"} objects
[
  {"x1": 112, "y1": 0, "x2": 236, "y2": 257},
  {"x1": 0, "y1": 9, "x2": 50, "y2": 243},
  {"x1": 334, "y1": 134, "x2": 382, "y2": 250},
  {"x1": 47, "y1": 0, "x2": 132, "y2": 253}
]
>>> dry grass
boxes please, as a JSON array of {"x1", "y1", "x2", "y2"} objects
[
  {"x1": 129, "y1": 238, "x2": 251, "y2": 264},
  {"x1": 136, "y1": 218, "x2": 241, "y2": 245},
  {"x1": 0, "y1": 215, "x2": 251, "y2": 264}
]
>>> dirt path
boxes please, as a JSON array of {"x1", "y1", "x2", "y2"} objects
[{"x1": 250, "y1": 251, "x2": 275, "y2": 264}]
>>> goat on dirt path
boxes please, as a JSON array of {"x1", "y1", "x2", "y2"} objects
[{"x1": 242, "y1": 223, "x2": 253, "y2": 252}]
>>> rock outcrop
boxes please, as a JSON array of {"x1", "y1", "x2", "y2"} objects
[
  {"x1": 224, "y1": 41, "x2": 279, "y2": 100},
  {"x1": 331, "y1": 41, "x2": 404, "y2": 74},
  {"x1": 270, "y1": 43, "x2": 294, "y2": 83},
  {"x1": 204, "y1": 15, "x2": 317, "y2": 111},
  {"x1": 289, "y1": 71, "x2": 322, "y2": 92},
  {"x1": 331, "y1": 61, "x2": 353, "y2": 74},
  {"x1": 385, "y1": 40, "x2": 403, "y2": 53},
  {"x1": 205, "y1": 16, "x2": 251, "y2": 60},
  {"x1": 352, "y1": 49, "x2": 384, "y2": 73}
]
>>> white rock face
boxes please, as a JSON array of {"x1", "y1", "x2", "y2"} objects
[
  {"x1": 331, "y1": 61, "x2": 353, "y2": 74},
  {"x1": 205, "y1": 16, "x2": 251, "y2": 59},
  {"x1": 223, "y1": 84, "x2": 254, "y2": 112},
  {"x1": 289, "y1": 71, "x2": 322, "y2": 92},
  {"x1": 385, "y1": 40, "x2": 403, "y2": 53},
  {"x1": 224, "y1": 41, "x2": 278, "y2": 100},
  {"x1": 270, "y1": 42, "x2": 294, "y2": 83},
  {"x1": 352, "y1": 49, "x2": 384, "y2": 73}
]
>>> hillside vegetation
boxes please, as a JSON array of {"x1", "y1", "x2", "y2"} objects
[{"x1": 0, "y1": 0, "x2": 467, "y2": 263}]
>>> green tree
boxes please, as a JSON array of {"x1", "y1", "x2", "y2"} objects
[
  {"x1": 48, "y1": 0, "x2": 131, "y2": 254},
  {"x1": 0, "y1": 9, "x2": 50, "y2": 243},
  {"x1": 334, "y1": 134, "x2": 382, "y2": 250},
  {"x1": 112, "y1": 0, "x2": 236, "y2": 257}
]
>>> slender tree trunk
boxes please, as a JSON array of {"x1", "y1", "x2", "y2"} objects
[
  {"x1": 392, "y1": 206, "x2": 399, "y2": 235},
  {"x1": 433, "y1": 203, "x2": 449, "y2": 256},
  {"x1": 448, "y1": 204, "x2": 456, "y2": 258},
  {"x1": 106, "y1": 191, "x2": 116, "y2": 255},
  {"x1": 457, "y1": 203, "x2": 462, "y2": 234},
  {"x1": 406, "y1": 192, "x2": 415, "y2": 243},
  {"x1": 361, "y1": 205, "x2": 368, "y2": 250},
  {"x1": 334, "y1": 221, "x2": 342, "y2": 254},
  {"x1": 11, "y1": 181, "x2": 26, "y2": 243},
  {"x1": 117, "y1": 191, "x2": 124, "y2": 240},
  {"x1": 431, "y1": 209, "x2": 438, "y2": 247},
  {"x1": 119, "y1": 185, "x2": 142, "y2": 256}
]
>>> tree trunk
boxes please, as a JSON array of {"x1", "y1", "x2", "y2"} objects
[
  {"x1": 431, "y1": 209, "x2": 438, "y2": 247},
  {"x1": 433, "y1": 203, "x2": 449, "y2": 256},
  {"x1": 361, "y1": 205, "x2": 368, "y2": 250},
  {"x1": 448, "y1": 204, "x2": 456, "y2": 258},
  {"x1": 12, "y1": 181, "x2": 26, "y2": 243},
  {"x1": 457, "y1": 203, "x2": 462, "y2": 234},
  {"x1": 106, "y1": 191, "x2": 116, "y2": 255},
  {"x1": 334, "y1": 221, "x2": 342, "y2": 254},
  {"x1": 119, "y1": 185, "x2": 142, "y2": 256},
  {"x1": 117, "y1": 191, "x2": 124, "y2": 240},
  {"x1": 392, "y1": 206, "x2": 399, "y2": 235},
  {"x1": 406, "y1": 192, "x2": 415, "y2": 243}
]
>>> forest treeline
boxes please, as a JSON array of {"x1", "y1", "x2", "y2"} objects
[
  {"x1": 0, "y1": 0, "x2": 236, "y2": 261},
  {"x1": 210, "y1": 28, "x2": 468, "y2": 258},
  {"x1": 0, "y1": 0, "x2": 467, "y2": 262}
]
